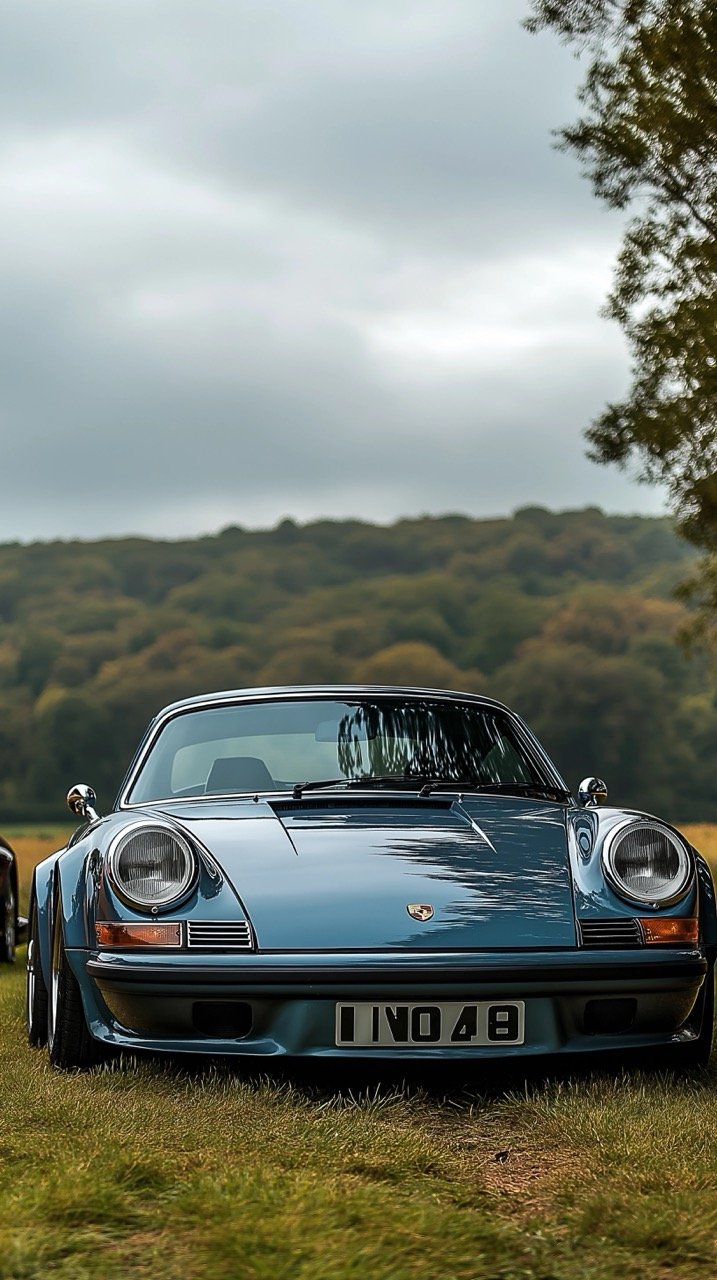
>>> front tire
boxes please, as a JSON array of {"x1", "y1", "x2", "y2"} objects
[
  {"x1": 685, "y1": 967, "x2": 715, "y2": 1068},
  {"x1": 670, "y1": 967, "x2": 715, "y2": 1072},
  {"x1": 0, "y1": 878, "x2": 16, "y2": 964},
  {"x1": 47, "y1": 896, "x2": 97, "y2": 1071},
  {"x1": 26, "y1": 900, "x2": 49, "y2": 1047}
]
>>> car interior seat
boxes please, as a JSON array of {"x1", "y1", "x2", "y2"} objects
[{"x1": 205, "y1": 756, "x2": 275, "y2": 794}]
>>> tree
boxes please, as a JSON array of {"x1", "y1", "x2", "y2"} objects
[
  {"x1": 493, "y1": 641, "x2": 679, "y2": 813},
  {"x1": 354, "y1": 642, "x2": 476, "y2": 691},
  {"x1": 526, "y1": 3, "x2": 717, "y2": 574}
]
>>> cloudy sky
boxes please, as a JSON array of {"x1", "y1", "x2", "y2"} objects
[{"x1": 0, "y1": 0, "x2": 666, "y2": 542}]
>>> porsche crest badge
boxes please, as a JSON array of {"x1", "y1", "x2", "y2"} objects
[{"x1": 407, "y1": 903, "x2": 434, "y2": 922}]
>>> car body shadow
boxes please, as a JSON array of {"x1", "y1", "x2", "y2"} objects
[{"x1": 99, "y1": 1043, "x2": 717, "y2": 1102}]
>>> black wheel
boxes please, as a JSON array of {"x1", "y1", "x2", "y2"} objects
[
  {"x1": 47, "y1": 896, "x2": 98, "y2": 1071},
  {"x1": 0, "y1": 877, "x2": 16, "y2": 964},
  {"x1": 26, "y1": 899, "x2": 49, "y2": 1047}
]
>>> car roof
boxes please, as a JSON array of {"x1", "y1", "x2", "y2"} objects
[{"x1": 152, "y1": 684, "x2": 513, "y2": 722}]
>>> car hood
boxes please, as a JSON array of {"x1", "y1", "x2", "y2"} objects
[{"x1": 157, "y1": 793, "x2": 576, "y2": 951}]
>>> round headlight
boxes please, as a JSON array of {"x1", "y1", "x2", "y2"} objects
[
  {"x1": 604, "y1": 822, "x2": 692, "y2": 906},
  {"x1": 109, "y1": 824, "x2": 196, "y2": 909}
]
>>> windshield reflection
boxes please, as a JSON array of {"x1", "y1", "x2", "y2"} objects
[{"x1": 128, "y1": 696, "x2": 549, "y2": 803}]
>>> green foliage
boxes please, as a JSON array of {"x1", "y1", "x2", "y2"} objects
[
  {"x1": 354, "y1": 642, "x2": 473, "y2": 690},
  {"x1": 527, "y1": 1, "x2": 717, "y2": 624},
  {"x1": 495, "y1": 641, "x2": 674, "y2": 813},
  {"x1": 0, "y1": 509, "x2": 713, "y2": 819}
]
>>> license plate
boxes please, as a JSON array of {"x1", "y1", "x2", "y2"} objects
[{"x1": 335, "y1": 1001, "x2": 525, "y2": 1048}]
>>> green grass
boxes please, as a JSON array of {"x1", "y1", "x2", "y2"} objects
[
  {"x1": 3, "y1": 963, "x2": 717, "y2": 1280},
  {"x1": 2, "y1": 830, "x2": 717, "y2": 1278}
]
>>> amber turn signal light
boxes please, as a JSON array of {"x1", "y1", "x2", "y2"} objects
[
  {"x1": 640, "y1": 917, "x2": 698, "y2": 945},
  {"x1": 95, "y1": 921, "x2": 181, "y2": 947}
]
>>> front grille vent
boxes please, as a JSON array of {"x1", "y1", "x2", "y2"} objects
[
  {"x1": 271, "y1": 796, "x2": 452, "y2": 814},
  {"x1": 187, "y1": 921, "x2": 253, "y2": 950},
  {"x1": 579, "y1": 918, "x2": 643, "y2": 949}
]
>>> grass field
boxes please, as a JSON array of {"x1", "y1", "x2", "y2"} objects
[{"x1": 2, "y1": 825, "x2": 717, "y2": 1279}]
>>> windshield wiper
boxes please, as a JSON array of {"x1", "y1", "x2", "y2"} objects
[
  {"x1": 415, "y1": 779, "x2": 571, "y2": 801},
  {"x1": 411, "y1": 777, "x2": 483, "y2": 796},
  {"x1": 291, "y1": 777, "x2": 570, "y2": 802},
  {"x1": 291, "y1": 775, "x2": 442, "y2": 800},
  {"x1": 292, "y1": 777, "x2": 351, "y2": 799}
]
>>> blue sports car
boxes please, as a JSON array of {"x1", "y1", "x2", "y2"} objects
[{"x1": 26, "y1": 685, "x2": 715, "y2": 1070}]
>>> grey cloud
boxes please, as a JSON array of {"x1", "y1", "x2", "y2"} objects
[
  {"x1": 138, "y1": 3, "x2": 610, "y2": 256},
  {"x1": 0, "y1": 258, "x2": 654, "y2": 542},
  {"x1": 0, "y1": 1, "x2": 663, "y2": 542},
  {"x1": 3, "y1": 1, "x2": 606, "y2": 254}
]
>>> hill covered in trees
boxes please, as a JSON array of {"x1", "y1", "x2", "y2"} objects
[{"x1": 0, "y1": 506, "x2": 713, "y2": 822}]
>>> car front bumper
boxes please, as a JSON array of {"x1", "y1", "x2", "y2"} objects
[{"x1": 74, "y1": 947, "x2": 711, "y2": 1059}]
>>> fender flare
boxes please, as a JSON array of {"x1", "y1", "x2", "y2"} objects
[
  {"x1": 695, "y1": 850, "x2": 717, "y2": 958},
  {"x1": 31, "y1": 854, "x2": 59, "y2": 991},
  {"x1": 31, "y1": 841, "x2": 92, "y2": 987}
]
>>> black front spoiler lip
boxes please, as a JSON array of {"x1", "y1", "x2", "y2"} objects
[{"x1": 87, "y1": 956, "x2": 709, "y2": 987}]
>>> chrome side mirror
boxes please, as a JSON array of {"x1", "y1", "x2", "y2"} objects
[
  {"x1": 67, "y1": 783, "x2": 100, "y2": 823},
  {"x1": 578, "y1": 777, "x2": 608, "y2": 807}
]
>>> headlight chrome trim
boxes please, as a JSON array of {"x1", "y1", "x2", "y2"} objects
[
  {"x1": 107, "y1": 820, "x2": 198, "y2": 913},
  {"x1": 602, "y1": 818, "x2": 694, "y2": 909}
]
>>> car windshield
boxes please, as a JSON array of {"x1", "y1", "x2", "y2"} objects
[{"x1": 126, "y1": 696, "x2": 552, "y2": 803}]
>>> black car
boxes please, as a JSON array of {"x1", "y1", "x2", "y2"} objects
[{"x1": 1, "y1": 837, "x2": 27, "y2": 963}]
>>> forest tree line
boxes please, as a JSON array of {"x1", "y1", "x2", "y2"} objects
[{"x1": 0, "y1": 506, "x2": 714, "y2": 822}]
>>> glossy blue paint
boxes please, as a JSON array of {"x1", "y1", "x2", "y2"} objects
[
  {"x1": 32, "y1": 853, "x2": 60, "y2": 989},
  {"x1": 170, "y1": 795, "x2": 575, "y2": 951}
]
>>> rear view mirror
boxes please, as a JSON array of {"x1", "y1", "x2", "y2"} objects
[
  {"x1": 578, "y1": 777, "x2": 608, "y2": 807},
  {"x1": 67, "y1": 783, "x2": 100, "y2": 822}
]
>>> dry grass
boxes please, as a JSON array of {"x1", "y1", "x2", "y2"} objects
[
  {"x1": 680, "y1": 824, "x2": 717, "y2": 868},
  {"x1": 3, "y1": 824, "x2": 717, "y2": 1278},
  {"x1": 2, "y1": 966, "x2": 717, "y2": 1279},
  {"x1": 2, "y1": 826, "x2": 73, "y2": 906}
]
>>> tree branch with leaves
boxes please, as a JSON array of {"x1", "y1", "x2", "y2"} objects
[{"x1": 526, "y1": 1, "x2": 717, "y2": 632}]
